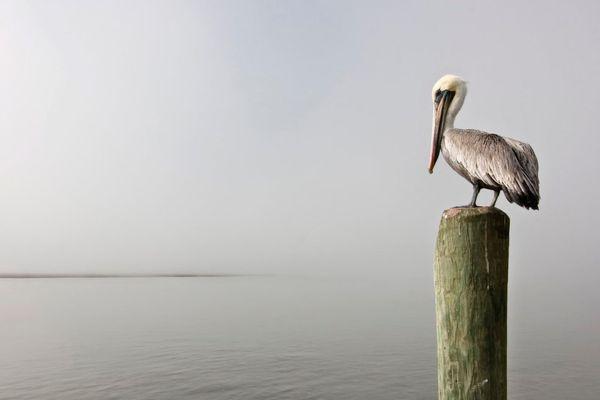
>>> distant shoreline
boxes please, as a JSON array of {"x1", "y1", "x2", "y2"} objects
[{"x1": 0, "y1": 273, "x2": 244, "y2": 279}]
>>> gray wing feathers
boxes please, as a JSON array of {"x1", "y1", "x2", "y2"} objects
[
  {"x1": 503, "y1": 137, "x2": 539, "y2": 191},
  {"x1": 445, "y1": 129, "x2": 540, "y2": 209}
]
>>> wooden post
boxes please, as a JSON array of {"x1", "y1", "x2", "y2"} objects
[{"x1": 434, "y1": 207, "x2": 509, "y2": 400}]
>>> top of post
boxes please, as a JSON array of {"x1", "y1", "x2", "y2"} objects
[
  {"x1": 442, "y1": 206, "x2": 509, "y2": 221},
  {"x1": 438, "y1": 206, "x2": 511, "y2": 247}
]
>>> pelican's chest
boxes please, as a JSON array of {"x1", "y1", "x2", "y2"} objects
[{"x1": 441, "y1": 134, "x2": 474, "y2": 182}]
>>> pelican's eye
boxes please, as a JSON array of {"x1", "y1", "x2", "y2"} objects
[{"x1": 434, "y1": 89, "x2": 442, "y2": 104}]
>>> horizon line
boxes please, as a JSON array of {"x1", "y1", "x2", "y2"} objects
[{"x1": 0, "y1": 272, "x2": 255, "y2": 279}]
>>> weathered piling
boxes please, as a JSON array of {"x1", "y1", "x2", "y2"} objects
[{"x1": 434, "y1": 207, "x2": 510, "y2": 400}]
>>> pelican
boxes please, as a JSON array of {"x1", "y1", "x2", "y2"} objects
[{"x1": 428, "y1": 75, "x2": 540, "y2": 209}]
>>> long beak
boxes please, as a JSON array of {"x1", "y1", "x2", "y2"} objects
[{"x1": 428, "y1": 90, "x2": 454, "y2": 173}]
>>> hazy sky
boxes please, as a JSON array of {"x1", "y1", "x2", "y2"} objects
[{"x1": 1, "y1": 1, "x2": 599, "y2": 297}]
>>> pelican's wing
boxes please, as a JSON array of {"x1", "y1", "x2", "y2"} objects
[
  {"x1": 502, "y1": 137, "x2": 539, "y2": 193},
  {"x1": 445, "y1": 129, "x2": 540, "y2": 209}
]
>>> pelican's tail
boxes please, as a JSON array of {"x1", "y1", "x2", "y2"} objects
[{"x1": 503, "y1": 186, "x2": 539, "y2": 210}]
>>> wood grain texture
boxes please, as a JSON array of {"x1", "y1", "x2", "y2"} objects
[{"x1": 434, "y1": 207, "x2": 509, "y2": 400}]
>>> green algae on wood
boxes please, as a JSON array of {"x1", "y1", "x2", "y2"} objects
[{"x1": 434, "y1": 207, "x2": 509, "y2": 400}]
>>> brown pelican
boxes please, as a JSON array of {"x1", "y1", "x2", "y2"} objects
[{"x1": 428, "y1": 75, "x2": 540, "y2": 209}]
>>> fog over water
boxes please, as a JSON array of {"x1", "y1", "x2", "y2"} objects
[
  {"x1": 0, "y1": 1, "x2": 599, "y2": 398},
  {"x1": 1, "y1": 276, "x2": 598, "y2": 399}
]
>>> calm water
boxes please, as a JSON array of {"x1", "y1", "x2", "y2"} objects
[{"x1": 0, "y1": 276, "x2": 598, "y2": 399}]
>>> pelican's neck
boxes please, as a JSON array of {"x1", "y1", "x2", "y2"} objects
[
  {"x1": 444, "y1": 113, "x2": 456, "y2": 130},
  {"x1": 443, "y1": 89, "x2": 465, "y2": 132}
]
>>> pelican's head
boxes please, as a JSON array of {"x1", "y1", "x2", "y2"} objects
[{"x1": 428, "y1": 74, "x2": 467, "y2": 173}]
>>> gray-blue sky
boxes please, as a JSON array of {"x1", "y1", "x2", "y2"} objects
[{"x1": 0, "y1": 0, "x2": 599, "y2": 300}]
